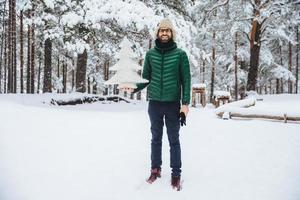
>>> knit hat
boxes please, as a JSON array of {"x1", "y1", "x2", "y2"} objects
[{"x1": 155, "y1": 18, "x2": 176, "y2": 41}]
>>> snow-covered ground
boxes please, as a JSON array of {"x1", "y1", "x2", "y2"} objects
[{"x1": 0, "y1": 94, "x2": 300, "y2": 200}]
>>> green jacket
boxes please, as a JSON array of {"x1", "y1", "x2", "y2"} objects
[{"x1": 134, "y1": 41, "x2": 191, "y2": 105}]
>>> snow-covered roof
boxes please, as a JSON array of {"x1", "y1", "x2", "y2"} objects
[
  {"x1": 213, "y1": 91, "x2": 231, "y2": 98},
  {"x1": 192, "y1": 83, "x2": 206, "y2": 88}
]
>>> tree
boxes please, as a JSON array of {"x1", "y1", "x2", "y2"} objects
[
  {"x1": 11, "y1": 0, "x2": 16, "y2": 93},
  {"x1": 105, "y1": 37, "x2": 148, "y2": 93},
  {"x1": 26, "y1": 22, "x2": 31, "y2": 93},
  {"x1": 20, "y1": 10, "x2": 24, "y2": 93},
  {"x1": 246, "y1": 0, "x2": 296, "y2": 91},
  {"x1": 43, "y1": 37, "x2": 52, "y2": 92},
  {"x1": 0, "y1": 0, "x2": 7, "y2": 93},
  {"x1": 193, "y1": 0, "x2": 298, "y2": 95},
  {"x1": 76, "y1": 48, "x2": 87, "y2": 93}
]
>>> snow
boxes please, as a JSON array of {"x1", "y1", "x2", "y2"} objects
[
  {"x1": 1, "y1": 94, "x2": 300, "y2": 200},
  {"x1": 271, "y1": 65, "x2": 296, "y2": 82},
  {"x1": 213, "y1": 90, "x2": 231, "y2": 98},
  {"x1": 192, "y1": 83, "x2": 206, "y2": 88},
  {"x1": 43, "y1": 0, "x2": 54, "y2": 10},
  {"x1": 216, "y1": 94, "x2": 300, "y2": 118},
  {"x1": 61, "y1": 12, "x2": 83, "y2": 28}
]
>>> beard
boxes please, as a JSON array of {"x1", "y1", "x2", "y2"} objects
[{"x1": 159, "y1": 35, "x2": 171, "y2": 43}]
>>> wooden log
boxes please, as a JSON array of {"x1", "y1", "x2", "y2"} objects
[
  {"x1": 224, "y1": 113, "x2": 300, "y2": 123},
  {"x1": 50, "y1": 95, "x2": 131, "y2": 106},
  {"x1": 284, "y1": 113, "x2": 287, "y2": 123}
]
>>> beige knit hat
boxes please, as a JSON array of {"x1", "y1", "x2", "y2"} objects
[{"x1": 155, "y1": 18, "x2": 176, "y2": 40}]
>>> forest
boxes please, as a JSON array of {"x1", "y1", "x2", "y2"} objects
[{"x1": 0, "y1": 0, "x2": 299, "y2": 102}]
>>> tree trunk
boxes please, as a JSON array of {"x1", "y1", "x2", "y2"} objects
[
  {"x1": 279, "y1": 45, "x2": 283, "y2": 65},
  {"x1": 30, "y1": 21, "x2": 35, "y2": 94},
  {"x1": 247, "y1": 19, "x2": 261, "y2": 91},
  {"x1": 210, "y1": 31, "x2": 216, "y2": 103},
  {"x1": 57, "y1": 56, "x2": 60, "y2": 93},
  {"x1": 103, "y1": 60, "x2": 109, "y2": 95},
  {"x1": 276, "y1": 45, "x2": 283, "y2": 94},
  {"x1": 6, "y1": 0, "x2": 16, "y2": 93},
  {"x1": 76, "y1": 49, "x2": 87, "y2": 93},
  {"x1": 288, "y1": 41, "x2": 293, "y2": 93},
  {"x1": 0, "y1": 2, "x2": 6, "y2": 93},
  {"x1": 137, "y1": 59, "x2": 143, "y2": 100},
  {"x1": 72, "y1": 58, "x2": 75, "y2": 91},
  {"x1": 72, "y1": 68, "x2": 75, "y2": 91},
  {"x1": 296, "y1": 26, "x2": 299, "y2": 94},
  {"x1": 276, "y1": 79, "x2": 280, "y2": 94},
  {"x1": 0, "y1": 29, "x2": 3, "y2": 93},
  {"x1": 37, "y1": 51, "x2": 41, "y2": 93},
  {"x1": 93, "y1": 63, "x2": 100, "y2": 94},
  {"x1": 7, "y1": 0, "x2": 12, "y2": 93},
  {"x1": 281, "y1": 78, "x2": 283, "y2": 93},
  {"x1": 26, "y1": 24, "x2": 31, "y2": 93},
  {"x1": 20, "y1": 10, "x2": 24, "y2": 93},
  {"x1": 202, "y1": 60, "x2": 205, "y2": 83},
  {"x1": 12, "y1": 0, "x2": 16, "y2": 93},
  {"x1": 88, "y1": 76, "x2": 91, "y2": 94},
  {"x1": 234, "y1": 32, "x2": 238, "y2": 100},
  {"x1": 63, "y1": 62, "x2": 67, "y2": 93},
  {"x1": 43, "y1": 38, "x2": 52, "y2": 93},
  {"x1": 4, "y1": 19, "x2": 7, "y2": 93}
]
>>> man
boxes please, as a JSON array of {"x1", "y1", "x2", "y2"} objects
[{"x1": 121, "y1": 18, "x2": 191, "y2": 191}]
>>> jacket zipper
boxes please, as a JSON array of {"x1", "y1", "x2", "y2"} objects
[{"x1": 160, "y1": 51, "x2": 165, "y2": 101}]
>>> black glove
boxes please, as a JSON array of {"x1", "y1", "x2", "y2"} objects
[{"x1": 179, "y1": 112, "x2": 186, "y2": 126}]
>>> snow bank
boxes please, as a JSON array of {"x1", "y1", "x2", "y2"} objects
[{"x1": 215, "y1": 94, "x2": 300, "y2": 121}]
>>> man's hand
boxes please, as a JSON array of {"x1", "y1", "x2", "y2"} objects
[{"x1": 180, "y1": 105, "x2": 189, "y2": 117}]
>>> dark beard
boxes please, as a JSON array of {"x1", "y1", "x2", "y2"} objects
[
  {"x1": 155, "y1": 38, "x2": 175, "y2": 50},
  {"x1": 159, "y1": 36, "x2": 171, "y2": 43}
]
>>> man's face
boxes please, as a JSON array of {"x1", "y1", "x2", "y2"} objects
[{"x1": 158, "y1": 28, "x2": 172, "y2": 43}]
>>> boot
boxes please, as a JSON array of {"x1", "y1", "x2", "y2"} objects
[
  {"x1": 146, "y1": 168, "x2": 161, "y2": 183},
  {"x1": 171, "y1": 176, "x2": 181, "y2": 191}
]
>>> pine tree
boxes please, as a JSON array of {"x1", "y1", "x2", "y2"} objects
[{"x1": 105, "y1": 38, "x2": 148, "y2": 93}]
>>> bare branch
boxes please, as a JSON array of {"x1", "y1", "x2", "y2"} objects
[
  {"x1": 260, "y1": 17, "x2": 268, "y2": 27},
  {"x1": 241, "y1": 31, "x2": 251, "y2": 42},
  {"x1": 260, "y1": 39, "x2": 268, "y2": 43},
  {"x1": 205, "y1": 0, "x2": 230, "y2": 16},
  {"x1": 201, "y1": 0, "x2": 230, "y2": 26},
  {"x1": 259, "y1": 0, "x2": 272, "y2": 10}
]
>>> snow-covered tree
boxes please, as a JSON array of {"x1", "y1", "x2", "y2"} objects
[
  {"x1": 192, "y1": 0, "x2": 299, "y2": 97},
  {"x1": 105, "y1": 37, "x2": 148, "y2": 90}
]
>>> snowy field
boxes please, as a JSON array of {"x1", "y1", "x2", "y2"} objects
[{"x1": 0, "y1": 94, "x2": 300, "y2": 200}]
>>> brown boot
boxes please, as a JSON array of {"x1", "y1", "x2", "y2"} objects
[
  {"x1": 171, "y1": 176, "x2": 181, "y2": 191},
  {"x1": 146, "y1": 168, "x2": 161, "y2": 184}
]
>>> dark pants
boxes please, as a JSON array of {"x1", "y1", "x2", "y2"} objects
[{"x1": 148, "y1": 100, "x2": 181, "y2": 177}]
